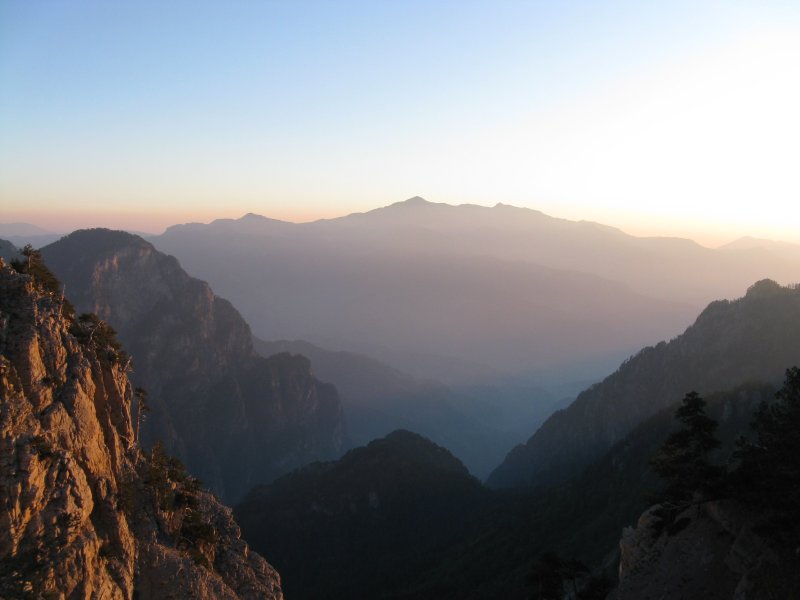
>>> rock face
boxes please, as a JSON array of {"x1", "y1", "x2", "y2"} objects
[
  {"x1": 613, "y1": 501, "x2": 795, "y2": 599},
  {"x1": 488, "y1": 280, "x2": 800, "y2": 489},
  {"x1": 0, "y1": 258, "x2": 282, "y2": 599},
  {"x1": 42, "y1": 229, "x2": 344, "y2": 502}
]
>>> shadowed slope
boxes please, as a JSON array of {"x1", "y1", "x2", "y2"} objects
[
  {"x1": 42, "y1": 229, "x2": 344, "y2": 502},
  {"x1": 488, "y1": 280, "x2": 800, "y2": 490}
]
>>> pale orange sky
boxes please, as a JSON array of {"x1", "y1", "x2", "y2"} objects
[
  {"x1": 2, "y1": 198, "x2": 797, "y2": 249},
  {"x1": 2, "y1": 4, "x2": 798, "y2": 248}
]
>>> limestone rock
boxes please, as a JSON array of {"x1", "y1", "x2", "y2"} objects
[
  {"x1": 614, "y1": 500, "x2": 794, "y2": 600},
  {"x1": 0, "y1": 259, "x2": 282, "y2": 599}
]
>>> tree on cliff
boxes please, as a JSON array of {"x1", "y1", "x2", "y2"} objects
[
  {"x1": 10, "y1": 245, "x2": 75, "y2": 318},
  {"x1": 134, "y1": 386, "x2": 150, "y2": 444},
  {"x1": 734, "y1": 367, "x2": 800, "y2": 515},
  {"x1": 649, "y1": 391, "x2": 722, "y2": 506}
]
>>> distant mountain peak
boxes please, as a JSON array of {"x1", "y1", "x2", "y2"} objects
[
  {"x1": 57, "y1": 228, "x2": 151, "y2": 253},
  {"x1": 745, "y1": 278, "x2": 783, "y2": 298},
  {"x1": 0, "y1": 222, "x2": 54, "y2": 236},
  {"x1": 240, "y1": 212, "x2": 269, "y2": 220},
  {"x1": 389, "y1": 196, "x2": 432, "y2": 208},
  {"x1": 159, "y1": 212, "x2": 292, "y2": 233},
  {"x1": 720, "y1": 236, "x2": 800, "y2": 253}
]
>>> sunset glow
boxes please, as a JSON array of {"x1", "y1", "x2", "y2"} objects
[{"x1": 1, "y1": 1, "x2": 799, "y2": 244}]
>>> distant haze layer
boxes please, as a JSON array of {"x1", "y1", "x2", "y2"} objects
[
  {"x1": 1, "y1": 198, "x2": 798, "y2": 248},
  {"x1": 149, "y1": 198, "x2": 800, "y2": 386}
]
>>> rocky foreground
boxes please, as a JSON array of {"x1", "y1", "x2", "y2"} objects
[{"x1": 0, "y1": 257, "x2": 282, "y2": 599}]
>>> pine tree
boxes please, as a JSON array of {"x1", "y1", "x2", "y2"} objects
[
  {"x1": 649, "y1": 391, "x2": 722, "y2": 507},
  {"x1": 134, "y1": 387, "x2": 151, "y2": 444},
  {"x1": 734, "y1": 367, "x2": 800, "y2": 511}
]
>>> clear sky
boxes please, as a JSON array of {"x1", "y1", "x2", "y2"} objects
[{"x1": 1, "y1": 1, "x2": 799, "y2": 245}]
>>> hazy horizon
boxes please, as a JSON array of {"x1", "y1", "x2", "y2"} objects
[
  {"x1": 3, "y1": 3, "x2": 800, "y2": 595},
  {"x1": 2, "y1": 1, "x2": 799, "y2": 245},
  {"x1": 3, "y1": 196, "x2": 800, "y2": 250}
]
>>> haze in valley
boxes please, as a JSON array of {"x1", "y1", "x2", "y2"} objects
[
  {"x1": 3, "y1": 0, "x2": 800, "y2": 482},
  {"x1": 3, "y1": 2, "x2": 800, "y2": 599}
]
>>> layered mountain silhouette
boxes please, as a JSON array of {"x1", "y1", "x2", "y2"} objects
[
  {"x1": 400, "y1": 383, "x2": 780, "y2": 599},
  {"x1": 41, "y1": 229, "x2": 345, "y2": 502},
  {"x1": 151, "y1": 198, "x2": 799, "y2": 386},
  {"x1": 150, "y1": 199, "x2": 706, "y2": 385},
  {"x1": 6, "y1": 204, "x2": 797, "y2": 599},
  {"x1": 719, "y1": 236, "x2": 800, "y2": 263},
  {"x1": 233, "y1": 384, "x2": 777, "y2": 599},
  {"x1": 254, "y1": 337, "x2": 562, "y2": 479},
  {"x1": 488, "y1": 279, "x2": 800, "y2": 489},
  {"x1": 237, "y1": 289, "x2": 800, "y2": 598},
  {"x1": 0, "y1": 238, "x2": 21, "y2": 262},
  {"x1": 0, "y1": 223, "x2": 63, "y2": 249}
]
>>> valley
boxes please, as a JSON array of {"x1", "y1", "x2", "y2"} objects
[
  {"x1": 2, "y1": 199, "x2": 799, "y2": 599},
  {"x1": 4, "y1": 4, "x2": 799, "y2": 597}
]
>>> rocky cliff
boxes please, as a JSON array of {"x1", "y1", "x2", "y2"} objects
[
  {"x1": 488, "y1": 280, "x2": 800, "y2": 489},
  {"x1": 0, "y1": 257, "x2": 282, "y2": 599},
  {"x1": 613, "y1": 500, "x2": 798, "y2": 599},
  {"x1": 42, "y1": 229, "x2": 344, "y2": 502},
  {"x1": 612, "y1": 366, "x2": 800, "y2": 599}
]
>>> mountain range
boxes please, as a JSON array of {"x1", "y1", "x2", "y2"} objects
[
  {"x1": 40, "y1": 229, "x2": 345, "y2": 502},
  {"x1": 234, "y1": 381, "x2": 785, "y2": 599},
  {"x1": 150, "y1": 198, "x2": 800, "y2": 387},
  {"x1": 235, "y1": 275, "x2": 800, "y2": 597},
  {"x1": 4, "y1": 199, "x2": 800, "y2": 598},
  {"x1": 488, "y1": 278, "x2": 800, "y2": 489},
  {"x1": 254, "y1": 337, "x2": 564, "y2": 479}
]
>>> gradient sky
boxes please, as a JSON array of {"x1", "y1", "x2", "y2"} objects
[{"x1": 1, "y1": 1, "x2": 799, "y2": 245}]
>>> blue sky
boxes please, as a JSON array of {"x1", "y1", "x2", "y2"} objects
[{"x1": 1, "y1": 1, "x2": 799, "y2": 243}]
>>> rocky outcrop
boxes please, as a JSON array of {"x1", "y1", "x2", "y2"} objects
[
  {"x1": 488, "y1": 280, "x2": 800, "y2": 490},
  {"x1": 613, "y1": 500, "x2": 797, "y2": 599},
  {"x1": 42, "y1": 229, "x2": 344, "y2": 502},
  {"x1": 0, "y1": 259, "x2": 282, "y2": 599}
]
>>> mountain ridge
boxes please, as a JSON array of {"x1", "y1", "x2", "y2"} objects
[
  {"x1": 41, "y1": 228, "x2": 345, "y2": 502},
  {"x1": 487, "y1": 279, "x2": 800, "y2": 489},
  {"x1": 254, "y1": 336, "x2": 563, "y2": 480},
  {"x1": 151, "y1": 204, "x2": 698, "y2": 384},
  {"x1": 150, "y1": 197, "x2": 800, "y2": 390}
]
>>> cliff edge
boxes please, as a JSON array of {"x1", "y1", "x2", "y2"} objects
[{"x1": 0, "y1": 257, "x2": 282, "y2": 599}]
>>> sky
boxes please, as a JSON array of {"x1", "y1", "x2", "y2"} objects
[{"x1": 1, "y1": 0, "x2": 799, "y2": 245}]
